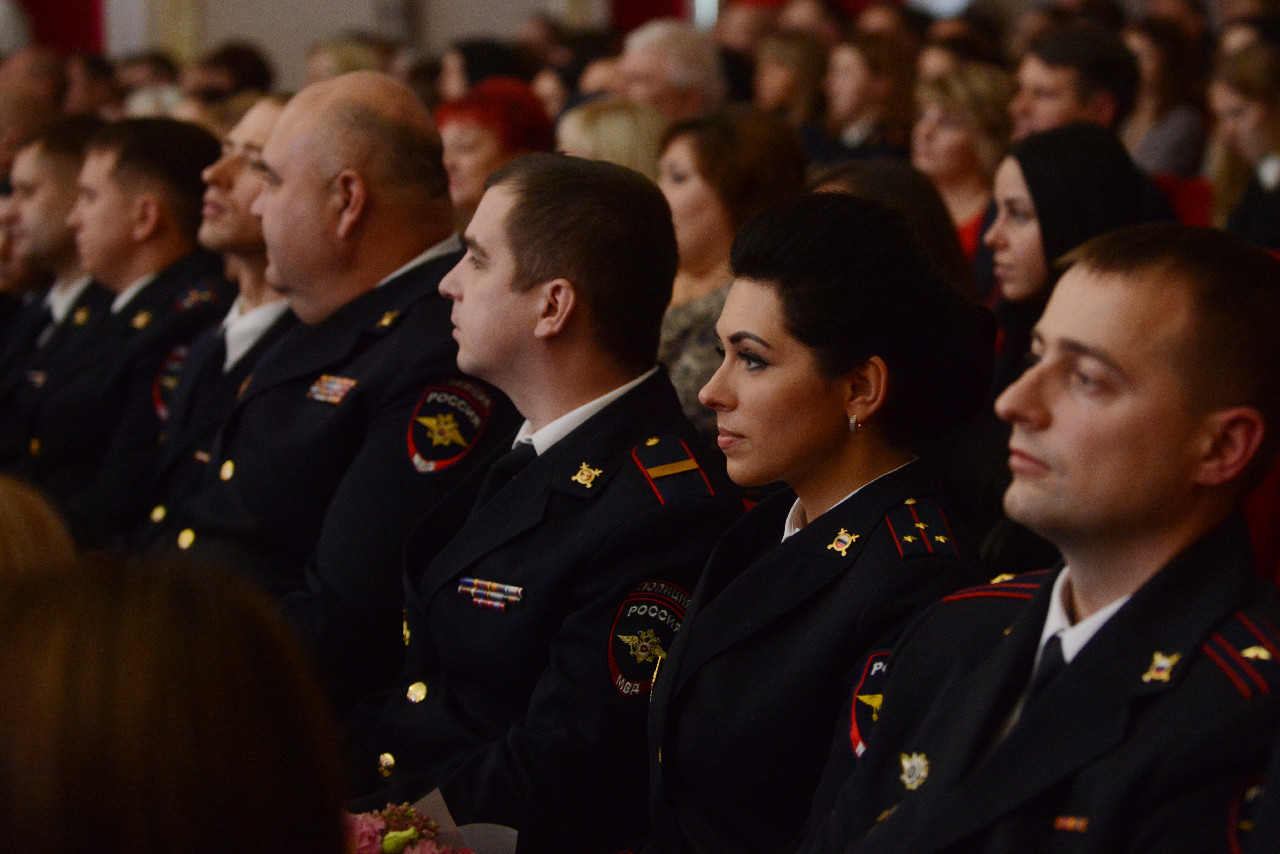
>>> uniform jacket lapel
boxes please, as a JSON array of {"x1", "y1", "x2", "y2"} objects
[{"x1": 668, "y1": 462, "x2": 936, "y2": 692}]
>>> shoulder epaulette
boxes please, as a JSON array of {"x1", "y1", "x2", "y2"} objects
[
  {"x1": 631, "y1": 435, "x2": 714, "y2": 505},
  {"x1": 942, "y1": 569, "x2": 1052, "y2": 604},
  {"x1": 883, "y1": 497, "x2": 961, "y2": 560},
  {"x1": 1202, "y1": 611, "x2": 1280, "y2": 699}
]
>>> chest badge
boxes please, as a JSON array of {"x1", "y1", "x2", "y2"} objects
[
  {"x1": 571, "y1": 462, "x2": 603, "y2": 488},
  {"x1": 899, "y1": 752, "x2": 929, "y2": 790},
  {"x1": 1141, "y1": 651, "x2": 1181, "y2": 683},
  {"x1": 130, "y1": 310, "x2": 152, "y2": 329},
  {"x1": 307, "y1": 374, "x2": 357, "y2": 404},
  {"x1": 827, "y1": 528, "x2": 859, "y2": 557}
]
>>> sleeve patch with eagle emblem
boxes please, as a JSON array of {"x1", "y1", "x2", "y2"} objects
[
  {"x1": 608, "y1": 580, "x2": 692, "y2": 698},
  {"x1": 406, "y1": 379, "x2": 495, "y2": 473}
]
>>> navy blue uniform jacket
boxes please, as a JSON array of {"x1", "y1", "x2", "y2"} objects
[
  {"x1": 1, "y1": 252, "x2": 227, "y2": 544},
  {"x1": 801, "y1": 515, "x2": 1280, "y2": 854},
  {"x1": 139, "y1": 252, "x2": 517, "y2": 708},
  {"x1": 648, "y1": 460, "x2": 981, "y2": 853},
  {"x1": 348, "y1": 369, "x2": 743, "y2": 854}
]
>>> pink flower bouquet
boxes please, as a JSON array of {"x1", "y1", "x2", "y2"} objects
[{"x1": 346, "y1": 803, "x2": 475, "y2": 854}]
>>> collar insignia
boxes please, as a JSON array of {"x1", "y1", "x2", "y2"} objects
[
  {"x1": 1141, "y1": 651, "x2": 1181, "y2": 683},
  {"x1": 827, "y1": 528, "x2": 859, "y2": 557},
  {"x1": 571, "y1": 462, "x2": 603, "y2": 488}
]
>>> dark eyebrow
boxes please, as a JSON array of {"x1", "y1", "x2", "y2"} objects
[
  {"x1": 727, "y1": 331, "x2": 772, "y2": 349},
  {"x1": 1033, "y1": 330, "x2": 1129, "y2": 380},
  {"x1": 461, "y1": 234, "x2": 488, "y2": 259}
]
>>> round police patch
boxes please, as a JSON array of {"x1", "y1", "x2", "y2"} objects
[
  {"x1": 152, "y1": 345, "x2": 190, "y2": 422},
  {"x1": 407, "y1": 379, "x2": 493, "y2": 473},
  {"x1": 608, "y1": 580, "x2": 692, "y2": 698}
]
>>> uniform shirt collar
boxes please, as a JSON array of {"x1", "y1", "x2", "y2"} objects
[
  {"x1": 219, "y1": 296, "x2": 291, "y2": 372},
  {"x1": 781, "y1": 458, "x2": 918, "y2": 541},
  {"x1": 514, "y1": 366, "x2": 658, "y2": 456},
  {"x1": 1259, "y1": 154, "x2": 1280, "y2": 192},
  {"x1": 110, "y1": 273, "x2": 157, "y2": 314},
  {"x1": 376, "y1": 233, "x2": 462, "y2": 288},
  {"x1": 44, "y1": 274, "x2": 93, "y2": 323},
  {"x1": 1036, "y1": 567, "x2": 1131, "y2": 667}
]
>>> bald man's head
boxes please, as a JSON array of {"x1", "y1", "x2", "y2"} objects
[{"x1": 276, "y1": 71, "x2": 446, "y2": 200}]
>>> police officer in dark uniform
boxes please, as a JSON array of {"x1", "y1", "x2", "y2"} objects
[
  {"x1": 345, "y1": 154, "x2": 742, "y2": 853},
  {"x1": 125, "y1": 96, "x2": 297, "y2": 538},
  {"x1": 0, "y1": 116, "x2": 110, "y2": 467},
  {"x1": 6, "y1": 118, "x2": 229, "y2": 546},
  {"x1": 647, "y1": 195, "x2": 993, "y2": 854},
  {"x1": 135, "y1": 72, "x2": 516, "y2": 711},
  {"x1": 800, "y1": 224, "x2": 1280, "y2": 854}
]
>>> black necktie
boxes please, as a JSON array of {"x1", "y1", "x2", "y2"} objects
[
  {"x1": 1028, "y1": 633, "x2": 1065, "y2": 700},
  {"x1": 472, "y1": 441, "x2": 537, "y2": 510}
]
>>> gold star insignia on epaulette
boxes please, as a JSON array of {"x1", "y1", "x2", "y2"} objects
[
  {"x1": 934, "y1": 535, "x2": 949, "y2": 543},
  {"x1": 827, "y1": 528, "x2": 859, "y2": 556},
  {"x1": 1243, "y1": 646, "x2": 1274, "y2": 660},
  {"x1": 376, "y1": 310, "x2": 400, "y2": 328},
  {"x1": 990, "y1": 573, "x2": 1016, "y2": 584},
  {"x1": 904, "y1": 498, "x2": 917, "y2": 505},
  {"x1": 1141, "y1": 651, "x2": 1181, "y2": 683},
  {"x1": 571, "y1": 462, "x2": 603, "y2": 487},
  {"x1": 72, "y1": 306, "x2": 90, "y2": 325},
  {"x1": 131, "y1": 310, "x2": 152, "y2": 329},
  {"x1": 903, "y1": 535, "x2": 917, "y2": 543},
  {"x1": 914, "y1": 522, "x2": 929, "y2": 530},
  {"x1": 645, "y1": 437, "x2": 659, "y2": 446}
]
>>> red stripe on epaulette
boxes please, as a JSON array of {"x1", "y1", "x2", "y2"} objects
[
  {"x1": 905, "y1": 503, "x2": 935, "y2": 554},
  {"x1": 1211, "y1": 633, "x2": 1270, "y2": 694},
  {"x1": 942, "y1": 590, "x2": 1035, "y2": 603},
  {"x1": 1203, "y1": 643, "x2": 1254, "y2": 699},
  {"x1": 885, "y1": 514, "x2": 905, "y2": 558}
]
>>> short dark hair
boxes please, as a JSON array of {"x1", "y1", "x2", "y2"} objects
[
  {"x1": 487, "y1": 153, "x2": 677, "y2": 373},
  {"x1": 24, "y1": 114, "x2": 105, "y2": 164},
  {"x1": 731, "y1": 193, "x2": 995, "y2": 453},
  {"x1": 1026, "y1": 25, "x2": 1139, "y2": 128},
  {"x1": 1065, "y1": 224, "x2": 1280, "y2": 487},
  {"x1": 86, "y1": 117, "x2": 221, "y2": 240},
  {"x1": 661, "y1": 105, "x2": 808, "y2": 231}
]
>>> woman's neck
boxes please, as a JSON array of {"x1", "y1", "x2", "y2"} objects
[
  {"x1": 671, "y1": 258, "x2": 732, "y2": 307},
  {"x1": 792, "y1": 433, "x2": 917, "y2": 525},
  {"x1": 934, "y1": 175, "x2": 991, "y2": 226}
]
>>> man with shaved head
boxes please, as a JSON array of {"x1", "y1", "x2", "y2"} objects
[{"x1": 137, "y1": 72, "x2": 516, "y2": 709}]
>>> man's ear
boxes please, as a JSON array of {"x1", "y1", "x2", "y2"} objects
[
  {"x1": 333, "y1": 169, "x2": 367, "y2": 240},
  {"x1": 1195, "y1": 406, "x2": 1266, "y2": 487},
  {"x1": 129, "y1": 193, "x2": 162, "y2": 242},
  {"x1": 844, "y1": 355, "x2": 890, "y2": 424},
  {"x1": 533, "y1": 278, "x2": 576, "y2": 339}
]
